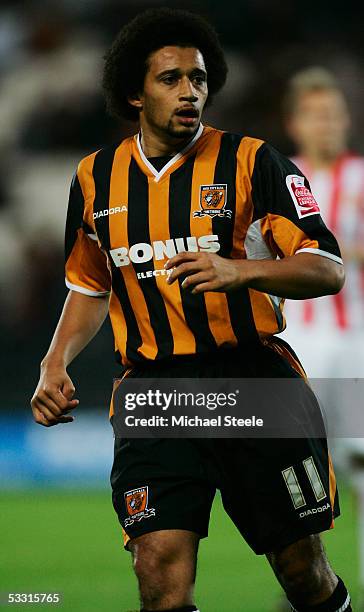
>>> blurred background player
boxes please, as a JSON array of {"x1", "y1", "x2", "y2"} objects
[
  {"x1": 280, "y1": 66, "x2": 364, "y2": 605},
  {"x1": 281, "y1": 67, "x2": 364, "y2": 380}
]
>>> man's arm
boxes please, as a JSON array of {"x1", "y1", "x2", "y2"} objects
[
  {"x1": 31, "y1": 290, "x2": 109, "y2": 427},
  {"x1": 165, "y1": 251, "x2": 345, "y2": 298}
]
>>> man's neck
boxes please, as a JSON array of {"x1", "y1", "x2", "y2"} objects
[
  {"x1": 139, "y1": 124, "x2": 201, "y2": 157},
  {"x1": 300, "y1": 147, "x2": 348, "y2": 171}
]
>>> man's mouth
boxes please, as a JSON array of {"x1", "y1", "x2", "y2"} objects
[
  {"x1": 175, "y1": 108, "x2": 199, "y2": 126},
  {"x1": 175, "y1": 108, "x2": 199, "y2": 119}
]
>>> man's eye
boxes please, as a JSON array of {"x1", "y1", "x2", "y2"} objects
[
  {"x1": 193, "y1": 76, "x2": 206, "y2": 85},
  {"x1": 162, "y1": 76, "x2": 176, "y2": 84}
]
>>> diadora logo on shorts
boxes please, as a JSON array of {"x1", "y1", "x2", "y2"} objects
[
  {"x1": 193, "y1": 184, "x2": 232, "y2": 219},
  {"x1": 109, "y1": 234, "x2": 220, "y2": 267},
  {"x1": 286, "y1": 175, "x2": 320, "y2": 219},
  {"x1": 299, "y1": 502, "x2": 330, "y2": 519},
  {"x1": 93, "y1": 205, "x2": 127, "y2": 220},
  {"x1": 124, "y1": 486, "x2": 155, "y2": 527}
]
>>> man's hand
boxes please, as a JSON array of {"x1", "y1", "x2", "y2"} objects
[
  {"x1": 165, "y1": 251, "x2": 344, "y2": 299},
  {"x1": 31, "y1": 363, "x2": 79, "y2": 427},
  {"x1": 165, "y1": 251, "x2": 245, "y2": 294},
  {"x1": 30, "y1": 290, "x2": 109, "y2": 427}
]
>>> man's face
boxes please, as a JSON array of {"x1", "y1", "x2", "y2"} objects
[
  {"x1": 131, "y1": 46, "x2": 208, "y2": 139},
  {"x1": 287, "y1": 89, "x2": 350, "y2": 159}
]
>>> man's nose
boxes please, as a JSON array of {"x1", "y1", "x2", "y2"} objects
[{"x1": 179, "y1": 77, "x2": 198, "y2": 100}]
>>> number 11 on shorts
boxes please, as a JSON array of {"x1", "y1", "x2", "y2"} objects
[{"x1": 282, "y1": 456, "x2": 327, "y2": 510}]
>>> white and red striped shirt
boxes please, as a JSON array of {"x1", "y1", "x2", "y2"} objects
[{"x1": 285, "y1": 154, "x2": 364, "y2": 331}]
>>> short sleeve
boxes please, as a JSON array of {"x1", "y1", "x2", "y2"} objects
[
  {"x1": 65, "y1": 170, "x2": 111, "y2": 296},
  {"x1": 250, "y1": 143, "x2": 343, "y2": 264}
]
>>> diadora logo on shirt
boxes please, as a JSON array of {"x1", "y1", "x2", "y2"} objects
[
  {"x1": 93, "y1": 205, "x2": 127, "y2": 220},
  {"x1": 193, "y1": 184, "x2": 232, "y2": 219},
  {"x1": 110, "y1": 234, "x2": 220, "y2": 267},
  {"x1": 286, "y1": 175, "x2": 320, "y2": 219}
]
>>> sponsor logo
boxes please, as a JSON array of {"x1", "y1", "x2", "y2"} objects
[
  {"x1": 109, "y1": 234, "x2": 220, "y2": 267},
  {"x1": 124, "y1": 486, "x2": 155, "y2": 527},
  {"x1": 286, "y1": 174, "x2": 320, "y2": 219},
  {"x1": 137, "y1": 269, "x2": 172, "y2": 280},
  {"x1": 93, "y1": 205, "x2": 127, "y2": 220},
  {"x1": 299, "y1": 502, "x2": 330, "y2": 519},
  {"x1": 193, "y1": 184, "x2": 232, "y2": 219}
]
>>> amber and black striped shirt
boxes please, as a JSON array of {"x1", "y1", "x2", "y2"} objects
[{"x1": 65, "y1": 124, "x2": 342, "y2": 366}]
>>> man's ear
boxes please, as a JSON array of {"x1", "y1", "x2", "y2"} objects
[
  {"x1": 284, "y1": 115, "x2": 297, "y2": 142},
  {"x1": 128, "y1": 93, "x2": 143, "y2": 110}
]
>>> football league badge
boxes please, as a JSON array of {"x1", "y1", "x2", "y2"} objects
[
  {"x1": 193, "y1": 184, "x2": 232, "y2": 218},
  {"x1": 286, "y1": 174, "x2": 320, "y2": 219},
  {"x1": 124, "y1": 486, "x2": 155, "y2": 527}
]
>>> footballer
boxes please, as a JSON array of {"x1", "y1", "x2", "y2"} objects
[{"x1": 31, "y1": 8, "x2": 351, "y2": 612}]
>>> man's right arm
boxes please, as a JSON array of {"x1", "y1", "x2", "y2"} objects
[{"x1": 31, "y1": 290, "x2": 109, "y2": 427}]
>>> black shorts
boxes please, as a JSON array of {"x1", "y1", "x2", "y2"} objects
[{"x1": 110, "y1": 339, "x2": 340, "y2": 554}]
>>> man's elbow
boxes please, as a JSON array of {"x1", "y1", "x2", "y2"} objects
[{"x1": 324, "y1": 261, "x2": 345, "y2": 295}]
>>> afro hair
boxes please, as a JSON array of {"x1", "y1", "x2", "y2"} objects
[{"x1": 102, "y1": 7, "x2": 228, "y2": 122}]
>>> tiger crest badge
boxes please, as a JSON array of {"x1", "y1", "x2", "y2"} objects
[
  {"x1": 193, "y1": 184, "x2": 231, "y2": 219},
  {"x1": 124, "y1": 486, "x2": 155, "y2": 527}
]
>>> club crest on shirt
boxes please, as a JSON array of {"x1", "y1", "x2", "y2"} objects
[
  {"x1": 286, "y1": 174, "x2": 320, "y2": 219},
  {"x1": 124, "y1": 486, "x2": 155, "y2": 527},
  {"x1": 193, "y1": 184, "x2": 232, "y2": 218}
]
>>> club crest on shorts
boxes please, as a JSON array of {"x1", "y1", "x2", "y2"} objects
[
  {"x1": 193, "y1": 184, "x2": 231, "y2": 218},
  {"x1": 124, "y1": 486, "x2": 155, "y2": 527}
]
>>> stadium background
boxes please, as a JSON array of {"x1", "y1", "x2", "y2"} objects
[{"x1": 0, "y1": 0, "x2": 362, "y2": 609}]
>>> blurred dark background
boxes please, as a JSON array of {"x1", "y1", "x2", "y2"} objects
[{"x1": 0, "y1": 0, "x2": 363, "y2": 408}]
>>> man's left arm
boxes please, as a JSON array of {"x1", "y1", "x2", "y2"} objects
[{"x1": 165, "y1": 250, "x2": 344, "y2": 298}]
